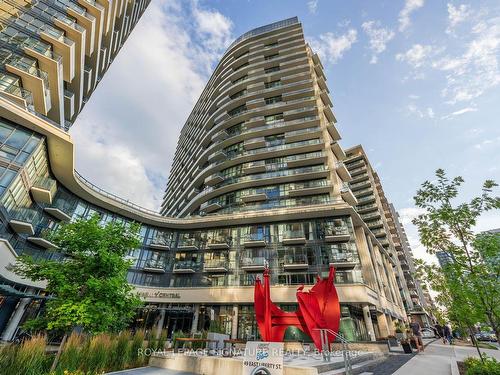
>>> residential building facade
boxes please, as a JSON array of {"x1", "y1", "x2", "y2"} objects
[{"x1": 0, "y1": 16, "x2": 414, "y2": 343}]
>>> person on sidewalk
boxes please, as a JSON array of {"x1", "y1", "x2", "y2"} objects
[
  {"x1": 443, "y1": 323, "x2": 453, "y2": 345},
  {"x1": 409, "y1": 316, "x2": 424, "y2": 352},
  {"x1": 435, "y1": 323, "x2": 445, "y2": 344}
]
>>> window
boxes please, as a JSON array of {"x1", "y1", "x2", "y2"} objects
[
  {"x1": 265, "y1": 95, "x2": 282, "y2": 105},
  {"x1": 264, "y1": 53, "x2": 279, "y2": 61},
  {"x1": 230, "y1": 89, "x2": 247, "y2": 100},
  {"x1": 264, "y1": 113, "x2": 284, "y2": 124},
  {"x1": 265, "y1": 66, "x2": 280, "y2": 74},
  {"x1": 265, "y1": 80, "x2": 281, "y2": 89},
  {"x1": 265, "y1": 42, "x2": 279, "y2": 48},
  {"x1": 228, "y1": 104, "x2": 246, "y2": 117},
  {"x1": 234, "y1": 62, "x2": 249, "y2": 71},
  {"x1": 232, "y1": 75, "x2": 248, "y2": 84}
]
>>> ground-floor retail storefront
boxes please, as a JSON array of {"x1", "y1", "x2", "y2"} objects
[{"x1": 130, "y1": 302, "x2": 400, "y2": 343}]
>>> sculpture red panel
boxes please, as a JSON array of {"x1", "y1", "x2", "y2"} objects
[{"x1": 254, "y1": 265, "x2": 340, "y2": 351}]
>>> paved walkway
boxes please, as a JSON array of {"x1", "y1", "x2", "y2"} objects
[
  {"x1": 391, "y1": 340, "x2": 500, "y2": 375},
  {"x1": 107, "y1": 367, "x2": 195, "y2": 375}
]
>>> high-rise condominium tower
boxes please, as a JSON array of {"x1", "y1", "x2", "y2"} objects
[{"x1": 0, "y1": 16, "x2": 423, "y2": 343}]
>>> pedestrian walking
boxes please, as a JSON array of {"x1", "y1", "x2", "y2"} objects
[
  {"x1": 435, "y1": 323, "x2": 445, "y2": 344},
  {"x1": 409, "y1": 316, "x2": 424, "y2": 352},
  {"x1": 444, "y1": 323, "x2": 453, "y2": 345}
]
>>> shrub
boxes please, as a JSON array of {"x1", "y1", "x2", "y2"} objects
[
  {"x1": 465, "y1": 356, "x2": 500, "y2": 375},
  {"x1": 110, "y1": 331, "x2": 131, "y2": 371},
  {"x1": 82, "y1": 334, "x2": 112, "y2": 373},
  {"x1": 129, "y1": 330, "x2": 146, "y2": 367},
  {"x1": 0, "y1": 343, "x2": 19, "y2": 374},
  {"x1": 15, "y1": 334, "x2": 48, "y2": 375},
  {"x1": 56, "y1": 333, "x2": 84, "y2": 373}
]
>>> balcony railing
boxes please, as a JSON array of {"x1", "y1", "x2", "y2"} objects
[
  {"x1": 177, "y1": 238, "x2": 199, "y2": 250},
  {"x1": 203, "y1": 259, "x2": 229, "y2": 272},
  {"x1": 240, "y1": 256, "x2": 267, "y2": 271},
  {"x1": 173, "y1": 261, "x2": 200, "y2": 273},
  {"x1": 143, "y1": 259, "x2": 167, "y2": 273},
  {"x1": 282, "y1": 230, "x2": 307, "y2": 245},
  {"x1": 283, "y1": 254, "x2": 309, "y2": 269}
]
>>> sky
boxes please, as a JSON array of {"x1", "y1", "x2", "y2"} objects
[{"x1": 71, "y1": 0, "x2": 500, "y2": 265}]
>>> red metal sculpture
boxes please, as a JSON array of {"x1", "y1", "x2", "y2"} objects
[{"x1": 254, "y1": 265, "x2": 341, "y2": 351}]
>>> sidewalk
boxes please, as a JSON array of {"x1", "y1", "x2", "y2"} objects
[{"x1": 391, "y1": 339, "x2": 500, "y2": 375}]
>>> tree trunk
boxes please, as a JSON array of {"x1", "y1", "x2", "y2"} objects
[
  {"x1": 468, "y1": 327, "x2": 484, "y2": 363},
  {"x1": 50, "y1": 332, "x2": 68, "y2": 372}
]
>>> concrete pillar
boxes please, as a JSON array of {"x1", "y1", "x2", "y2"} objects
[
  {"x1": 1, "y1": 297, "x2": 31, "y2": 341},
  {"x1": 155, "y1": 305, "x2": 166, "y2": 339},
  {"x1": 191, "y1": 304, "x2": 200, "y2": 334},
  {"x1": 0, "y1": 297, "x2": 19, "y2": 336},
  {"x1": 387, "y1": 314, "x2": 394, "y2": 336},
  {"x1": 362, "y1": 305, "x2": 376, "y2": 342},
  {"x1": 231, "y1": 305, "x2": 239, "y2": 339},
  {"x1": 376, "y1": 312, "x2": 390, "y2": 338}
]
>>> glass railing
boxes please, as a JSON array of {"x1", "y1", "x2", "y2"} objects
[
  {"x1": 284, "y1": 254, "x2": 308, "y2": 265},
  {"x1": 286, "y1": 126, "x2": 320, "y2": 137},
  {"x1": 362, "y1": 212, "x2": 381, "y2": 220},
  {"x1": 289, "y1": 179, "x2": 330, "y2": 190},
  {"x1": 178, "y1": 238, "x2": 198, "y2": 248},
  {"x1": 282, "y1": 230, "x2": 306, "y2": 239},
  {"x1": 207, "y1": 236, "x2": 232, "y2": 246},
  {"x1": 204, "y1": 259, "x2": 229, "y2": 269},
  {"x1": 240, "y1": 256, "x2": 267, "y2": 267},
  {"x1": 350, "y1": 180, "x2": 371, "y2": 189},
  {"x1": 7, "y1": 206, "x2": 40, "y2": 223},
  {"x1": 212, "y1": 195, "x2": 333, "y2": 215},
  {"x1": 32, "y1": 175, "x2": 57, "y2": 193},
  {"x1": 244, "y1": 233, "x2": 267, "y2": 242},
  {"x1": 74, "y1": 171, "x2": 160, "y2": 216},
  {"x1": 228, "y1": 17, "x2": 298, "y2": 49},
  {"x1": 354, "y1": 187, "x2": 374, "y2": 196},
  {"x1": 144, "y1": 259, "x2": 167, "y2": 270},
  {"x1": 216, "y1": 164, "x2": 328, "y2": 189},
  {"x1": 367, "y1": 220, "x2": 384, "y2": 227},
  {"x1": 340, "y1": 182, "x2": 353, "y2": 194},
  {"x1": 329, "y1": 254, "x2": 355, "y2": 263},
  {"x1": 356, "y1": 202, "x2": 378, "y2": 211},
  {"x1": 346, "y1": 160, "x2": 366, "y2": 169},
  {"x1": 357, "y1": 195, "x2": 375, "y2": 204},
  {"x1": 328, "y1": 225, "x2": 350, "y2": 235},
  {"x1": 174, "y1": 261, "x2": 201, "y2": 270}
]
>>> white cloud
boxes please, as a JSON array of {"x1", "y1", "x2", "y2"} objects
[
  {"x1": 474, "y1": 136, "x2": 500, "y2": 149},
  {"x1": 406, "y1": 104, "x2": 435, "y2": 119},
  {"x1": 361, "y1": 20, "x2": 395, "y2": 64},
  {"x1": 434, "y1": 15, "x2": 500, "y2": 104},
  {"x1": 398, "y1": 208, "x2": 424, "y2": 232},
  {"x1": 71, "y1": 0, "x2": 233, "y2": 210},
  {"x1": 309, "y1": 29, "x2": 358, "y2": 64},
  {"x1": 398, "y1": 0, "x2": 425, "y2": 32},
  {"x1": 446, "y1": 3, "x2": 471, "y2": 34},
  {"x1": 441, "y1": 107, "x2": 477, "y2": 119},
  {"x1": 307, "y1": 0, "x2": 318, "y2": 14},
  {"x1": 396, "y1": 44, "x2": 433, "y2": 68}
]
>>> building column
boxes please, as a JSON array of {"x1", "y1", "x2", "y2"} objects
[
  {"x1": 386, "y1": 314, "x2": 394, "y2": 336},
  {"x1": 155, "y1": 305, "x2": 166, "y2": 339},
  {"x1": 231, "y1": 305, "x2": 239, "y2": 339},
  {"x1": 0, "y1": 297, "x2": 19, "y2": 337},
  {"x1": 191, "y1": 304, "x2": 200, "y2": 334},
  {"x1": 1, "y1": 297, "x2": 31, "y2": 341},
  {"x1": 376, "y1": 312, "x2": 390, "y2": 338},
  {"x1": 362, "y1": 305, "x2": 376, "y2": 342}
]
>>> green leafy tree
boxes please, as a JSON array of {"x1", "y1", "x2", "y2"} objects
[
  {"x1": 12, "y1": 215, "x2": 143, "y2": 333},
  {"x1": 412, "y1": 169, "x2": 500, "y2": 346}
]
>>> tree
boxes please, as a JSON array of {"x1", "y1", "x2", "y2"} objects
[
  {"x1": 412, "y1": 169, "x2": 500, "y2": 345},
  {"x1": 12, "y1": 215, "x2": 143, "y2": 334}
]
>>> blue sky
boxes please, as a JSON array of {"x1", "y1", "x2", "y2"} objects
[{"x1": 71, "y1": 0, "x2": 500, "y2": 263}]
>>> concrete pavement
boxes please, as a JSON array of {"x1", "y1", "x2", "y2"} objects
[{"x1": 391, "y1": 339, "x2": 500, "y2": 375}]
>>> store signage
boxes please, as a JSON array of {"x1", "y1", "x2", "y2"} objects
[
  {"x1": 243, "y1": 342, "x2": 283, "y2": 375},
  {"x1": 138, "y1": 290, "x2": 181, "y2": 299}
]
